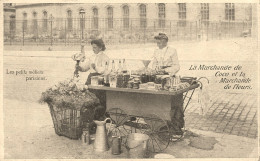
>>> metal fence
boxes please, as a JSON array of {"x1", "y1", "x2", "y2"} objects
[{"x1": 4, "y1": 18, "x2": 252, "y2": 46}]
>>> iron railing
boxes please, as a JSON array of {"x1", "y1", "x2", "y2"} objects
[{"x1": 4, "y1": 18, "x2": 252, "y2": 46}]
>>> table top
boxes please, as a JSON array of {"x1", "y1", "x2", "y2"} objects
[{"x1": 88, "y1": 83, "x2": 199, "y2": 96}]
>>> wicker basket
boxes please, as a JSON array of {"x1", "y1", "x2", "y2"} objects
[{"x1": 48, "y1": 103, "x2": 96, "y2": 139}]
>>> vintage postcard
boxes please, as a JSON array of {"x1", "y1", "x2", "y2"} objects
[{"x1": 1, "y1": 0, "x2": 259, "y2": 160}]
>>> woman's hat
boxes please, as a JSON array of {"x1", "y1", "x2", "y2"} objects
[
  {"x1": 91, "y1": 39, "x2": 106, "y2": 51},
  {"x1": 154, "y1": 33, "x2": 168, "y2": 41}
]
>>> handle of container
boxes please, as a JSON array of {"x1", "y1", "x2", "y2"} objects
[{"x1": 104, "y1": 118, "x2": 112, "y2": 135}]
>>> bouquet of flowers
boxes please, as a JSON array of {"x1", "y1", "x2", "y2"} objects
[{"x1": 39, "y1": 77, "x2": 100, "y2": 110}]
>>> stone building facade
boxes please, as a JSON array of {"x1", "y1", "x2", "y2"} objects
[
  {"x1": 4, "y1": 3, "x2": 253, "y2": 44},
  {"x1": 13, "y1": 3, "x2": 251, "y2": 30}
]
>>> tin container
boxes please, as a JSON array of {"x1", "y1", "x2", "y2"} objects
[
  {"x1": 122, "y1": 74, "x2": 130, "y2": 88},
  {"x1": 109, "y1": 75, "x2": 117, "y2": 88},
  {"x1": 82, "y1": 128, "x2": 90, "y2": 144},
  {"x1": 133, "y1": 82, "x2": 140, "y2": 89},
  {"x1": 91, "y1": 76, "x2": 99, "y2": 86},
  {"x1": 116, "y1": 75, "x2": 124, "y2": 88},
  {"x1": 127, "y1": 82, "x2": 134, "y2": 88},
  {"x1": 98, "y1": 76, "x2": 104, "y2": 85},
  {"x1": 111, "y1": 136, "x2": 121, "y2": 155}
]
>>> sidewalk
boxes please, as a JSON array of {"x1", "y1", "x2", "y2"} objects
[{"x1": 3, "y1": 98, "x2": 259, "y2": 159}]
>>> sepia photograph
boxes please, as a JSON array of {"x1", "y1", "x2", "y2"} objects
[{"x1": 1, "y1": 1, "x2": 259, "y2": 160}]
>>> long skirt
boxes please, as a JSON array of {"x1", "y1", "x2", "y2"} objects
[{"x1": 86, "y1": 73, "x2": 106, "y2": 120}]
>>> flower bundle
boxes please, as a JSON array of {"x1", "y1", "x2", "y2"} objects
[{"x1": 39, "y1": 78, "x2": 100, "y2": 110}]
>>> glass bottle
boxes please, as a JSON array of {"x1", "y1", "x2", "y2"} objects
[
  {"x1": 109, "y1": 60, "x2": 117, "y2": 88},
  {"x1": 104, "y1": 61, "x2": 110, "y2": 86},
  {"x1": 122, "y1": 59, "x2": 127, "y2": 74},
  {"x1": 116, "y1": 60, "x2": 123, "y2": 87},
  {"x1": 111, "y1": 60, "x2": 116, "y2": 73},
  {"x1": 122, "y1": 59, "x2": 130, "y2": 88},
  {"x1": 117, "y1": 60, "x2": 123, "y2": 75}
]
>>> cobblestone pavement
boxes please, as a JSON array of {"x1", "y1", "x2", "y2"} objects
[{"x1": 185, "y1": 90, "x2": 258, "y2": 138}]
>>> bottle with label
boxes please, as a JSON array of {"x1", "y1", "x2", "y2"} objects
[
  {"x1": 111, "y1": 60, "x2": 116, "y2": 73},
  {"x1": 122, "y1": 59, "x2": 127, "y2": 74},
  {"x1": 104, "y1": 61, "x2": 110, "y2": 86},
  {"x1": 116, "y1": 60, "x2": 123, "y2": 87},
  {"x1": 109, "y1": 60, "x2": 117, "y2": 88},
  {"x1": 117, "y1": 60, "x2": 123, "y2": 75}
]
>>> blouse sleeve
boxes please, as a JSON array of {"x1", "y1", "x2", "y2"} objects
[
  {"x1": 164, "y1": 48, "x2": 180, "y2": 75},
  {"x1": 151, "y1": 49, "x2": 158, "y2": 70}
]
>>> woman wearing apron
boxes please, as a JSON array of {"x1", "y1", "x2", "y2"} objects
[{"x1": 73, "y1": 39, "x2": 109, "y2": 120}]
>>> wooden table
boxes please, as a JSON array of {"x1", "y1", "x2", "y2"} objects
[
  {"x1": 88, "y1": 83, "x2": 199, "y2": 120},
  {"x1": 88, "y1": 83, "x2": 199, "y2": 153}
]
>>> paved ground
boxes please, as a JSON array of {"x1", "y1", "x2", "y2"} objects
[
  {"x1": 2, "y1": 37, "x2": 259, "y2": 159},
  {"x1": 185, "y1": 92, "x2": 258, "y2": 138}
]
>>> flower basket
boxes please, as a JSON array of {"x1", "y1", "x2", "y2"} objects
[{"x1": 40, "y1": 78, "x2": 103, "y2": 139}]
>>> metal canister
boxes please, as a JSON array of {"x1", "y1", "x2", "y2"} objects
[
  {"x1": 133, "y1": 82, "x2": 139, "y2": 89},
  {"x1": 82, "y1": 127, "x2": 90, "y2": 144},
  {"x1": 111, "y1": 136, "x2": 121, "y2": 155},
  {"x1": 127, "y1": 81, "x2": 134, "y2": 88}
]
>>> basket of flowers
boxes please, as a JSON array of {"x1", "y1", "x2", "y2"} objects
[{"x1": 39, "y1": 78, "x2": 102, "y2": 139}]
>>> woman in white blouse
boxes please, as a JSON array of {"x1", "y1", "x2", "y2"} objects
[
  {"x1": 152, "y1": 33, "x2": 180, "y2": 76},
  {"x1": 77, "y1": 39, "x2": 110, "y2": 85},
  {"x1": 72, "y1": 39, "x2": 109, "y2": 120}
]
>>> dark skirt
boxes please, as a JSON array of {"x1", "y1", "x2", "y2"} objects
[{"x1": 86, "y1": 73, "x2": 106, "y2": 120}]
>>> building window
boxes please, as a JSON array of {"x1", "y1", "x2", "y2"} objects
[
  {"x1": 107, "y1": 7, "x2": 113, "y2": 29},
  {"x1": 139, "y1": 4, "x2": 147, "y2": 28},
  {"x1": 225, "y1": 3, "x2": 235, "y2": 21},
  {"x1": 23, "y1": 13, "x2": 27, "y2": 31},
  {"x1": 178, "y1": 3, "x2": 186, "y2": 27},
  {"x1": 158, "y1": 3, "x2": 166, "y2": 28},
  {"x1": 10, "y1": 15, "x2": 15, "y2": 31},
  {"x1": 201, "y1": 3, "x2": 209, "y2": 25},
  {"x1": 33, "y1": 12, "x2": 38, "y2": 34},
  {"x1": 123, "y1": 5, "x2": 129, "y2": 29},
  {"x1": 92, "y1": 8, "x2": 98, "y2": 29},
  {"x1": 67, "y1": 10, "x2": 72, "y2": 31},
  {"x1": 79, "y1": 9, "x2": 85, "y2": 30},
  {"x1": 43, "y1": 11, "x2": 48, "y2": 32}
]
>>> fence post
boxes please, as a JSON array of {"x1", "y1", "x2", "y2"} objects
[
  {"x1": 206, "y1": 22, "x2": 208, "y2": 41},
  {"x1": 36, "y1": 20, "x2": 39, "y2": 46},
  {"x1": 22, "y1": 22, "x2": 25, "y2": 46},
  {"x1": 169, "y1": 21, "x2": 172, "y2": 39},
  {"x1": 190, "y1": 21, "x2": 192, "y2": 40},
  {"x1": 242, "y1": 21, "x2": 244, "y2": 31},
  {"x1": 211, "y1": 22, "x2": 213, "y2": 40},
  {"x1": 49, "y1": 15, "x2": 54, "y2": 46},
  {"x1": 9, "y1": 26, "x2": 11, "y2": 45},
  {"x1": 228, "y1": 20, "x2": 230, "y2": 38},
  {"x1": 177, "y1": 22, "x2": 178, "y2": 41},
  {"x1": 130, "y1": 19, "x2": 132, "y2": 44},
  {"x1": 143, "y1": 24, "x2": 146, "y2": 44},
  {"x1": 195, "y1": 21, "x2": 197, "y2": 40},
  {"x1": 65, "y1": 19, "x2": 66, "y2": 46}
]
